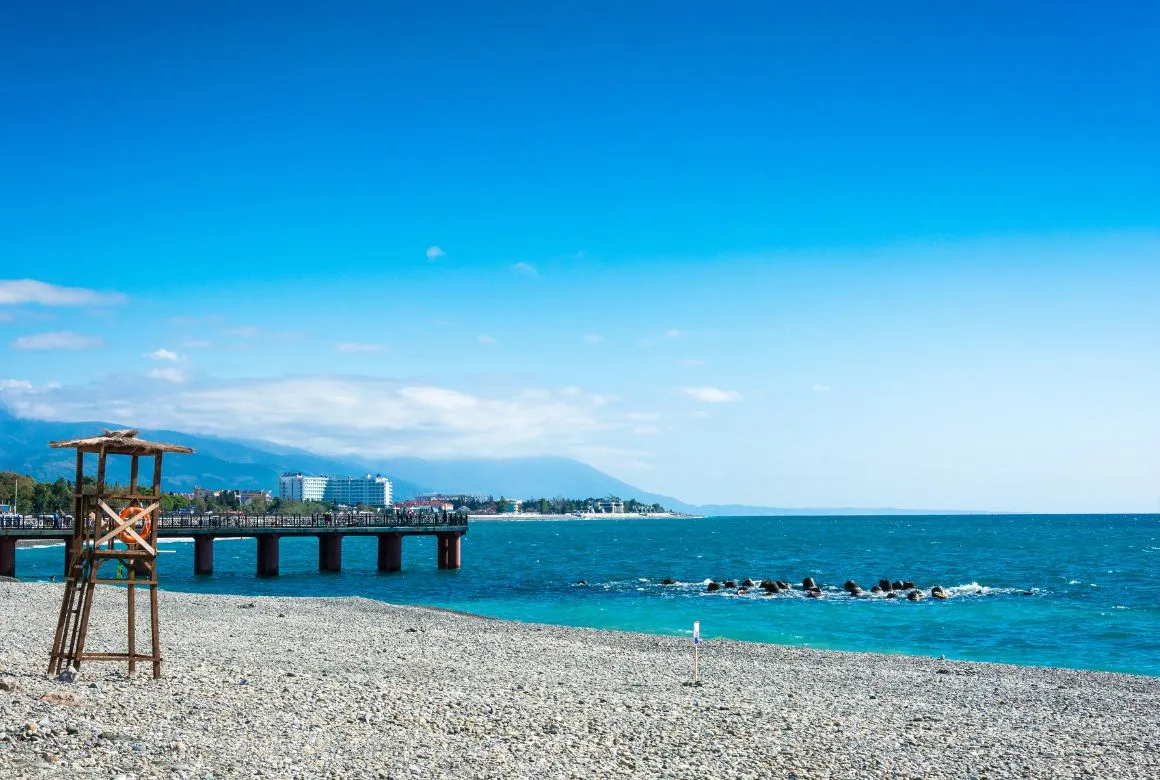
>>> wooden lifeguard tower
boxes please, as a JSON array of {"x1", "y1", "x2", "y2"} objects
[{"x1": 47, "y1": 429, "x2": 193, "y2": 679}]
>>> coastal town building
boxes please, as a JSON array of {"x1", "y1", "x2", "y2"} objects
[
  {"x1": 278, "y1": 473, "x2": 392, "y2": 507},
  {"x1": 278, "y1": 474, "x2": 329, "y2": 502},
  {"x1": 500, "y1": 498, "x2": 523, "y2": 514},
  {"x1": 395, "y1": 499, "x2": 454, "y2": 514},
  {"x1": 193, "y1": 487, "x2": 272, "y2": 505},
  {"x1": 589, "y1": 499, "x2": 625, "y2": 513}
]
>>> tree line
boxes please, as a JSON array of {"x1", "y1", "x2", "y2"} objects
[
  {"x1": 458, "y1": 495, "x2": 668, "y2": 514},
  {"x1": 1, "y1": 473, "x2": 671, "y2": 517}
]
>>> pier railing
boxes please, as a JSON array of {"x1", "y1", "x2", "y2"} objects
[{"x1": 0, "y1": 511, "x2": 468, "y2": 533}]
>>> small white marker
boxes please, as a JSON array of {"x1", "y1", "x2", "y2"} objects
[{"x1": 692, "y1": 621, "x2": 702, "y2": 684}]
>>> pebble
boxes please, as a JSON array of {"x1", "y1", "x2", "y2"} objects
[{"x1": 0, "y1": 580, "x2": 1157, "y2": 779}]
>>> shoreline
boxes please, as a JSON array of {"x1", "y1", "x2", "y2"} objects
[
  {"x1": 467, "y1": 512, "x2": 702, "y2": 521},
  {"x1": 1, "y1": 581, "x2": 1157, "y2": 778}
]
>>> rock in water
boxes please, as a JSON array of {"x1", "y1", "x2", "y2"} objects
[
  {"x1": 741, "y1": 578, "x2": 755, "y2": 588},
  {"x1": 902, "y1": 580, "x2": 916, "y2": 590},
  {"x1": 843, "y1": 580, "x2": 859, "y2": 594},
  {"x1": 723, "y1": 580, "x2": 738, "y2": 589},
  {"x1": 706, "y1": 581, "x2": 721, "y2": 592},
  {"x1": 802, "y1": 577, "x2": 817, "y2": 590},
  {"x1": 878, "y1": 579, "x2": 892, "y2": 591},
  {"x1": 931, "y1": 585, "x2": 949, "y2": 600},
  {"x1": 661, "y1": 578, "x2": 676, "y2": 585},
  {"x1": 907, "y1": 590, "x2": 924, "y2": 602},
  {"x1": 891, "y1": 580, "x2": 904, "y2": 591},
  {"x1": 871, "y1": 585, "x2": 882, "y2": 594}
]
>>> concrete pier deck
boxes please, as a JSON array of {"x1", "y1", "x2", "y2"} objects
[{"x1": 0, "y1": 512, "x2": 468, "y2": 578}]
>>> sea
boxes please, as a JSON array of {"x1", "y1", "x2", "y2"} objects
[{"x1": 15, "y1": 514, "x2": 1160, "y2": 676}]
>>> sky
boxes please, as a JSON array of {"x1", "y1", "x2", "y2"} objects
[{"x1": 1, "y1": 2, "x2": 1158, "y2": 512}]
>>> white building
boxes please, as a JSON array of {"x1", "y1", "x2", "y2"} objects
[
  {"x1": 324, "y1": 475, "x2": 392, "y2": 507},
  {"x1": 278, "y1": 473, "x2": 392, "y2": 507},
  {"x1": 278, "y1": 473, "x2": 329, "y2": 503}
]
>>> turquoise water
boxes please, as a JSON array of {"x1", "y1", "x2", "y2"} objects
[{"x1": 15, "y1": 515, "x2": 1160, "y2": 676}]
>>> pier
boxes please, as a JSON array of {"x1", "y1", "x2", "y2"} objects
[{"x1": 0, "y1": 512, "x2": 468, "y2": 578}]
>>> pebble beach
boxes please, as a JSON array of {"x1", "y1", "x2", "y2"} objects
[{"x1": 1, "y1": 580, "x2": 1157, "y2": 780}]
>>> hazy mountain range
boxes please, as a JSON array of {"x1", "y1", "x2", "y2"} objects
[{"x1": 0, "y1": 407, "x2": 975, "y2": 515}]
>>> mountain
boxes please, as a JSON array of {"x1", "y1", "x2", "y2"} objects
[
  {"x1": 0, "y1": 408, "x2": 981, "y2": 514},
  {"x1": 365, "y1": 455, "x2": 687, "y2": 507},
  {"x1": 0, "y1": 408, "x2": 432, "y2": 498}
]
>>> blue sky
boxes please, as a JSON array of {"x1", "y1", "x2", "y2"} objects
[{"x1": 1, "y1": 2, "x2": 1158, "y2": 511}]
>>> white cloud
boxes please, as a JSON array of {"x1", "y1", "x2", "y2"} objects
[
  {"x1": 426, "y1": 246, "x2": 445, "y2": 261},
  {"x1": 478, "y1": 335, "x2": 496, "y2": 345},
  {"x1": 664, "y1": 329, "x2": 683, "y2": 339},
  {"x1": 5, "y1": 375, "x2": 630, "y2": 459},
  {"x1": 682, "y1": 386, "x2": 741, "y2": 403},
  {"x1": 147, "y1": 368, "x2": 187, "y2": 383},
  {"x1": 511, "y1": 262, "x2": 537, "y2": 275},
  {"x1": 11, "y1": 331, "x2": 104, "y2": 351},
  {"x1": 582, "y1": 333, "x2": 603, "y2": 344},
  {"x1": 812, "y1": 384, "x2": 832, "y2": 392},
  {"x1": 0, "y1": 378, "x2": 34, "y2": 391},
  {"x1": 147, "y1": 348, "x2": 180, "y2": 361},
  {"x1": 0, "y1": 279, "x2": 126, "y2": 306},
  {"x1": 335, "y1": 342, "x2": 384, "y2": 353}
]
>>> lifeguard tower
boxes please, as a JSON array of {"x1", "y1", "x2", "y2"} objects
[{"x1": 47, "y1": 429, "x2": 193, "y2": 679}]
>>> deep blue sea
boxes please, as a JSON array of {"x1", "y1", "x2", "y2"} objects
[{"x1": 15, "y1": 515, "x2": 1160, "y2": 676}]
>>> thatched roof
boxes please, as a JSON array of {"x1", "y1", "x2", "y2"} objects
[{"x1": 48, "y1": 429, "x2": 195, "y2": 456}]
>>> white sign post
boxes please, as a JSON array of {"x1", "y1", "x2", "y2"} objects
[{"x1": 692, "y1": 621, "x2": 701, "y2": 685}]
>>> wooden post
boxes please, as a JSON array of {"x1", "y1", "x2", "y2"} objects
[
  {"x1": 127, "y1": 556, "x2": 136, "y2": 676},
  {"x1": 151, "y1": 454, "x2": 163, "y2": 679},
  {"x1": 95, "y1": 447, "x2": 106, "y2": 496}
]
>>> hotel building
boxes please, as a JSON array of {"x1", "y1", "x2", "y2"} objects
[{"x1": 278, "y1": 473, "x2": 392, "y2": 507}]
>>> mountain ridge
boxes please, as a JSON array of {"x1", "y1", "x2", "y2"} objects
[{"x1": 0, "y1": 407, "x2": 981, "y2": 514}]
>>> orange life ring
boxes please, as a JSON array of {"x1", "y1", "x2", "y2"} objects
[{"x1": 118, "y1": 505, "x2": 152, "y2": 545}]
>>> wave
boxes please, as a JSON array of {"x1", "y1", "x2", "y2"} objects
[{"x1": 576, "y1": 578, "x2": 1036, "y2": 600}]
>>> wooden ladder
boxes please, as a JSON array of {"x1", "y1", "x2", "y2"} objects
[{"x1": 48, "y1": 546, "x2": 96, "y2": 676}]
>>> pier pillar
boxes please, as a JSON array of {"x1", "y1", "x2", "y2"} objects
[
  {"x1": 436, "y1": 532, "x2": 461, "y2": 570},
  {"x1": 319, "y1": 535, "x2": 342, "y2": 572},
  {"x1": 377, "y1": 534, "x2": 402, "y2": 572},
  {"x1": 0, "y1": 538, "x2": 15, "y2": 579},
  {"x1": 194, "y1": 537, "x2": 214, "y2": 575},
  {"x1": 257, "y1": 535, "x2": 280, "y2": 577}
]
